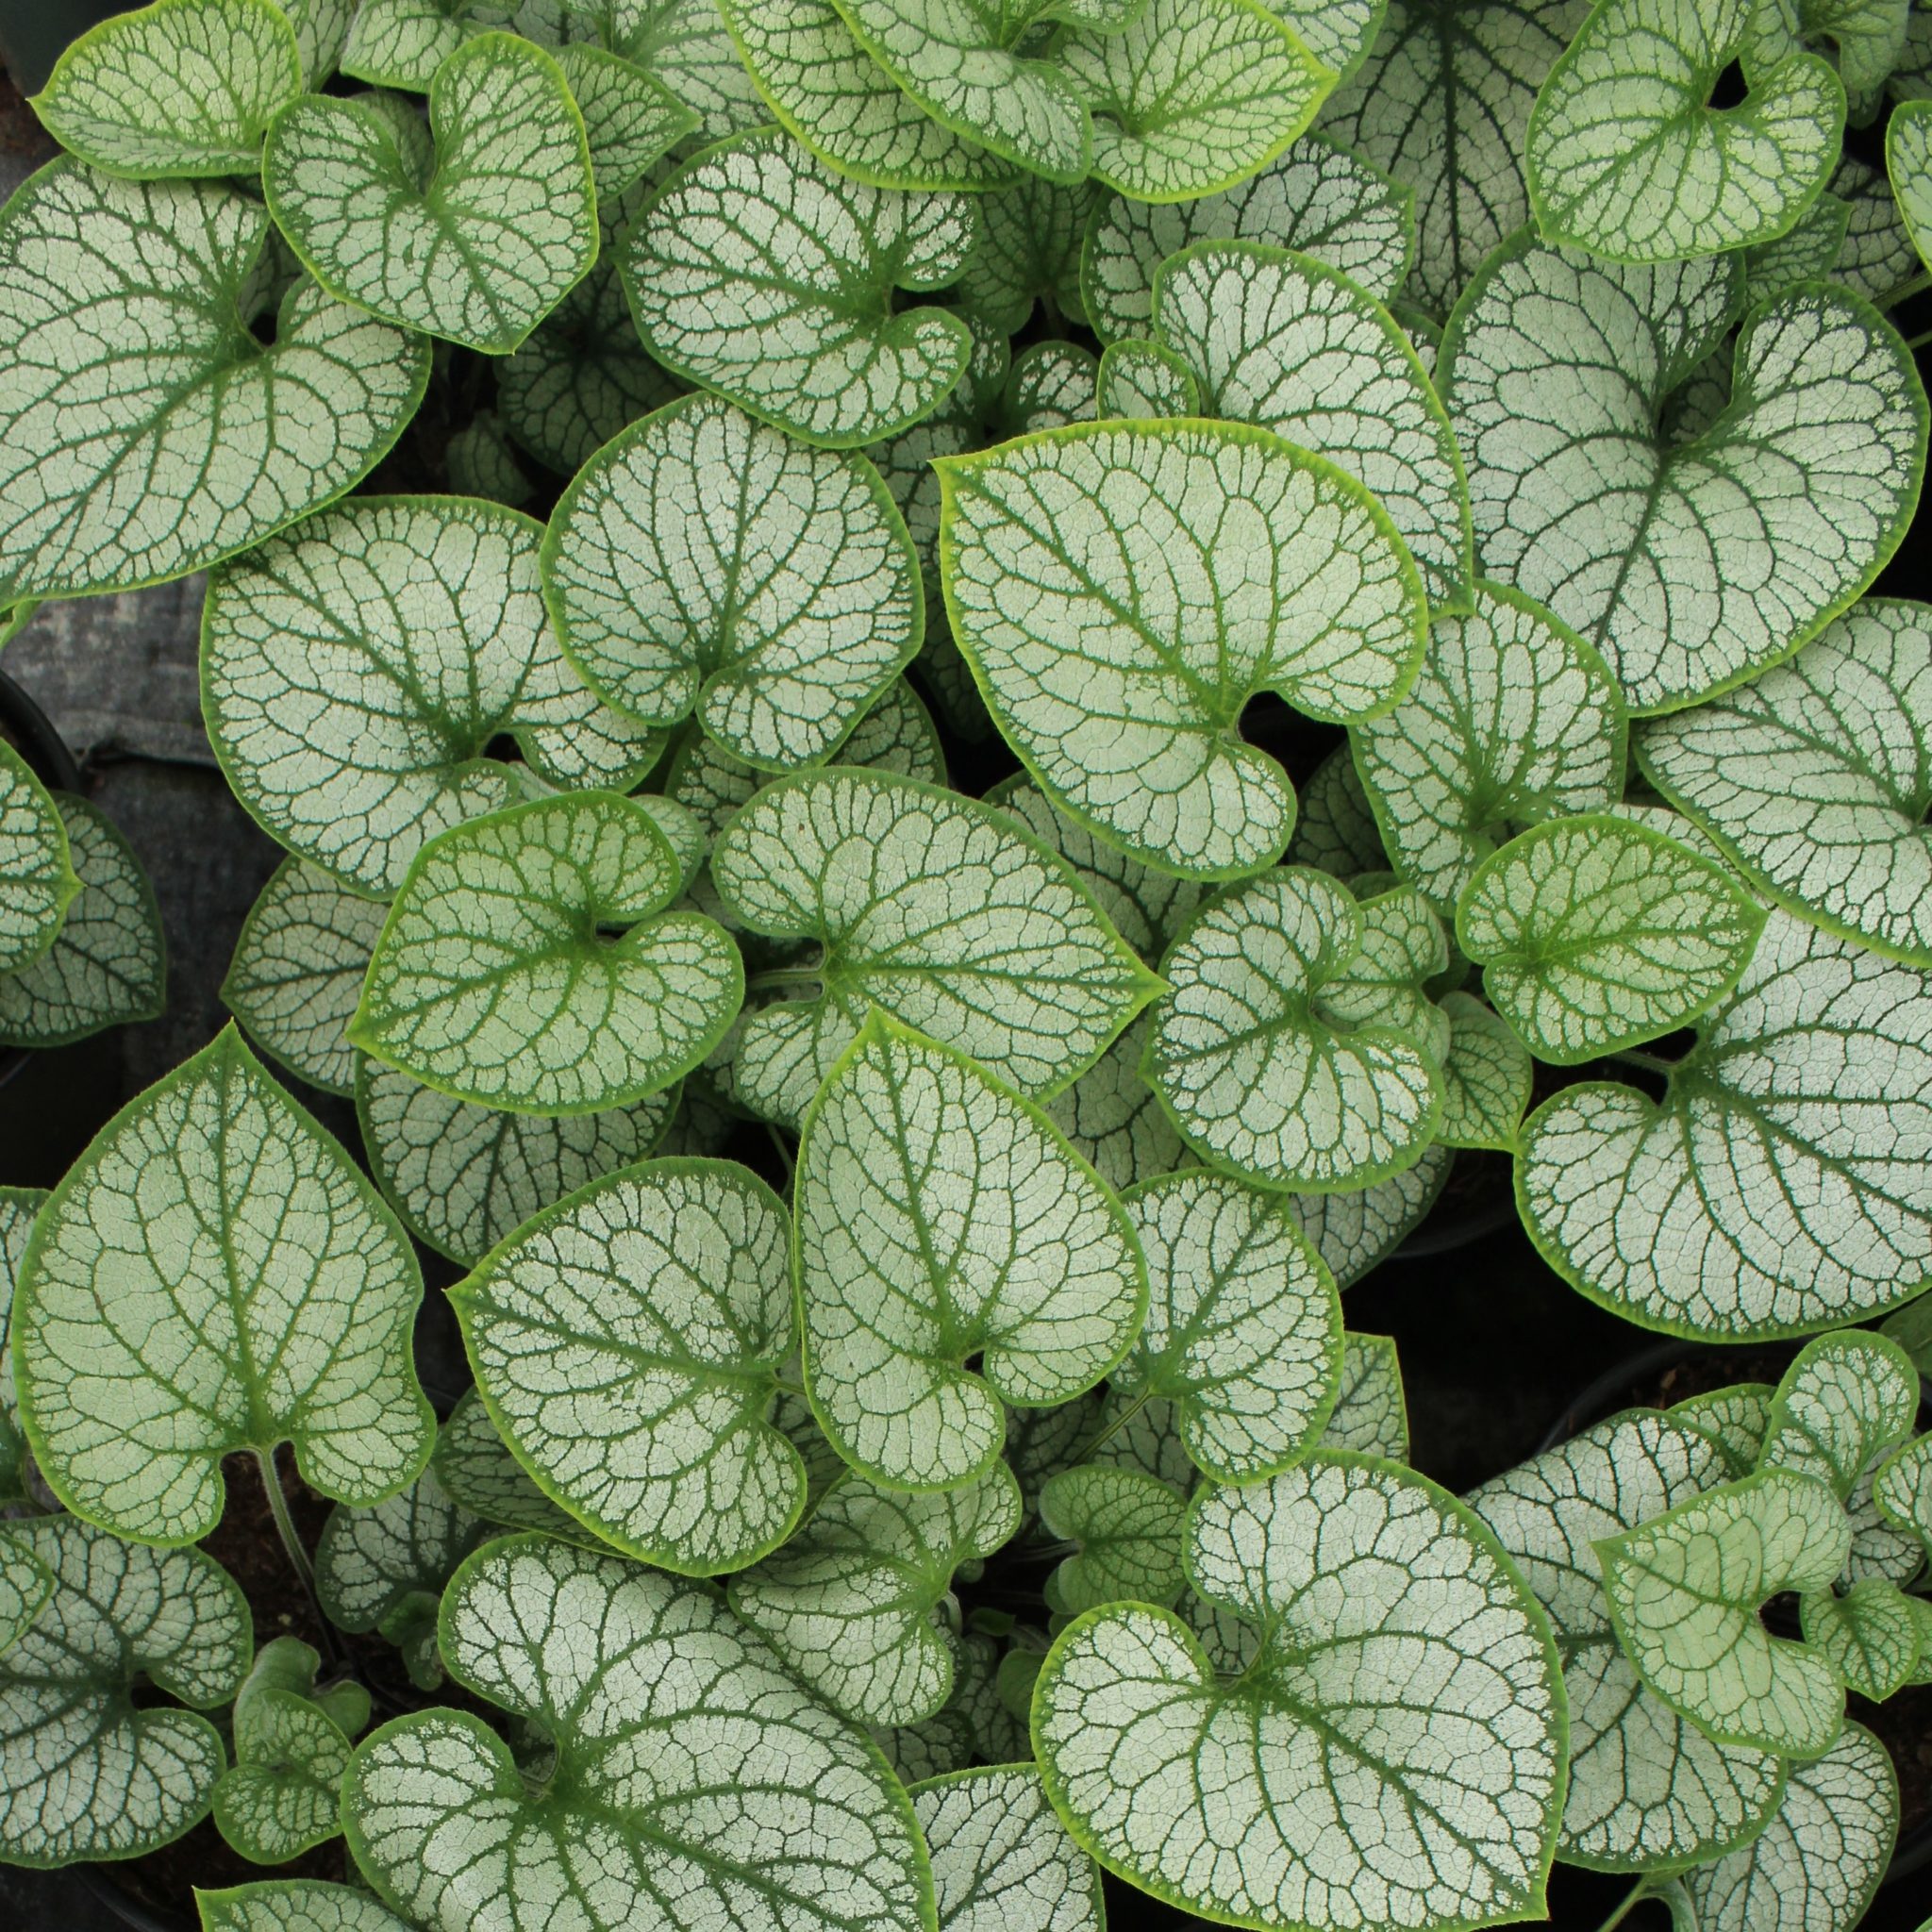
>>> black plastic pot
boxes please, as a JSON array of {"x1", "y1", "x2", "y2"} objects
[
  {"x1": 75, "y1": 1868, "x2": 188, "y2": 1932},
  {"x1": 0, "y1": 1, "x2": 131, "y2": 95},
  {"x1": 1392, "y1": 1149, "x2": 1519, "y2": 1260}
]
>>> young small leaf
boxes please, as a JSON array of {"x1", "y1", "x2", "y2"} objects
[
  {"x1": 210, "y1": 1638, "x2": 359, "y2": 1863},
  {"x1": 910, "y1": 1765, "x2": 1104, "y2": 1932},
  {"x1": 542, "y1": 392, "x2": 922, "y2": 768},
  {"x1": 0, "y1": 1514, "x2": 250, "y2": 1865},
  {"x1": 31, "y1": 0, "x2": 301, "y2": 180},
  {"x1": 341, "y1": 1536, "x2": 934, "y2": 1932},
  {"x1": 1038, "y1": 1464, "x2": 1186, "y2": 1613},
  {"x1": 264, "y1": 33, "x2": 596, "y2": 354},
  {"x1": 351, "y1": 791, "x2": 742, "y2": 1115},
  {"x1": 625, "y1": 126, "x2": 976, "y2": 447},
  {"x1": 796, "y1": 1014, "x2": 1146, "y2": 1491},
  {"x1": 1320, "y1": 1332, "x2": 1407, "y2": 1458},
  {"x1": 1032, "y1": 1454, "x2": 1564, "y2": 1931},
  {"x1": 1673, "y1": 1383, "x2": 1777, "y2": 1476},
  {"x1": 1436, "y1": 991, "x2": 1532, "y2": 1150},
  {"x1": 1758, "y1": 1331, "x2": 1921, "y2": 1499},
  {"x1": 0, "y1": 741, "x2": 75, "y2": 976},
  {"x1": 1596, "y1": 1467, "x2": 1851, "y2": 1757},
  {"x1": 938, "y1": 419, "x2": 1426, "y2": 879},
  {"x1": 1094, "y1": 340, "x2": 1197, "y2": 419},
  {"x1": 1801, "y1": 1578, "x2": 1922, "y2": 1700}
]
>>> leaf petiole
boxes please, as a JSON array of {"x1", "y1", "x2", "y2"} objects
[
  {"x1": 1591, "y1": 1876, "x2": 1655, "y2": 1932},
  {"x1": 255, "y1": 1444, "x2": 341, "y2": 1666}
]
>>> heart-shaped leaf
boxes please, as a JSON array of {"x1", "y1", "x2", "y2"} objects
[
  {"x1": 31, "y1": 0, "x2": 301, "y2": 179},
  {"x1": 796, "y1": 1014, "x2": 1146, "y2": 1491},
  {"x1": 341, "y1": 1535, "x2": 935, "y2": 1932},
  {"x1": 1638, "y1": 599, "x2": 1932, "y2": 964},
  {"x1": 938, "y1": 419, "x2": 1425, "y2": 879},
  {"x1": 1111, "y1": 1169, "x2": 1342, "y2": 1482},
  {"x1": 1032, "y1": 1453, "x2": 1565, "y2": 1931},
  {"x1": 911, "y1": 1765, "x2": 1103, "y2": 1932},
  {"x1": 210, "y1": 1638, "x2": 362, "y2": 1863},
  {"x1": 729, "y1": 1462, "x2": 1021, "y2": 1724},
  {"x1": 1516, "y1": 906, "x2": 1932, "y2": 1337},
  {"x1": 1056, "y1": 0, "x2": 1333, "y2": 204},
  {"x1": 0, "y1": 742, "x2": 75, "y2": 976},
  {"x1": 1671, "y1": 1722, "x2": 1898, "y2": 1932},
  {"x1": 1596, "y1": 1466, "x2": 1850, "y2": 1757},
  {"x1": 1355, "y1": 581, "x2": 1626, "y2": 914},
  {"x1": 1759, "y1": 1331, "x2": 1922, "y2": 1500},
  {"x1": 1081, "y1": 132, "x2": 1412, "y2": 344},
  {"x1": 1149, "y1": 240, "x2": 1471, "y2": 611},
  {"x1": 625, "y1": 126, "x2": 976, "y2": 447},
  {"x1": 1095, "y1": 340, "x2": 1196, "y2": 419},
  {"x1": 957, "y1": 176, "x2": 1096, "y2": 332},
  {"x1": 350, "y1": 791, "x2": 742, "y2": 1114},
  {"x1": 1038, "y1": 1464, "x2": 1186, "y2": 1613},
  {"x1": 205, "y1": 495, "x2": 661, "y2": 898},
  {"x1": 1526, "y1": 0, "x2": 1844, "y2": 261},
  {"x1": 1457, "y1": 813, "x2": 1765, "y2": 1064},
  {"x1": 542, "y1": 392, "x2": 922, "y2": 768},
  {"x1": 1801, "y1": 1577, "x2": 1922, "y2": 1700},
  {"x1": 1467, "y1": 1410, "x2": 1788, "y2": 1873},
  {"x1": 555, "y1": 43, "x2": 693, "y2": 197},
  {"x1": 1441, "y1": 237, "x2": 1927, "y2": 715},
  {"x1": 430, "y1": 1386, "x2": 588, "y2": 1542},
  {"x1": 264, "y1": 33, "x2": 596, "y2": 353},
  {"x1": 1320, "y1": 1332, "x2": 1407, "y2": 1458},
  {"x1": 454, "y1": 1158, "x2": 808, "y2": 1571},
  {"x1": 1147, "y1": 869, "x2": 1443, "y2": 1191},
  {"x1": 197, "y1": 1882, "x2": 415, "y2": 1932},
  {"x1": 709, "y1": 768, "x2": 1158, "y2": 1127},
  {"x1": 1674, "y1": 1383, "x2": 1777, "y2": 1476},
  {"x1": 13, "y1": 1028, "x2": 433, "y2": 1544},
  {"x1": 1314, "y1": 0, "x2": 1587, "y2": 314},
  {"x1": 0, "y1": 1513, "x2": 250, "y2": 1865},
  {"x1": 0, "y1": 162, "x2": 427, "y2": 602}
]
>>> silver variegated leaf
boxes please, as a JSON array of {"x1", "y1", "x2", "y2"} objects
[
  {"x1": 910, "y1": 1765, "x2": 1103, "y2": 1932},
  {"x1": 0, "y1": 742, "x2": 75, "y2": 977}
]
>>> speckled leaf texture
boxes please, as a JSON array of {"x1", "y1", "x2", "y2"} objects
[
  {"x1": 341, "y1": 1535, "x2": 935, "y2": 1932},
  {"x1": 264, "y1": 32, "x2": 596, "y2": 353},
  {"x1": 1891, "y1": 96, "x2": 1932, "y2": 268},
  {"x1": 12, "y1": 1027, "x2": 433, "y2": 1544},
  {"x1": 542, "y1": 392, "x2": 922, "y2": 769},
  {"x1": 1039, "y1": 1463, "x2": 1187, "y2": 1612},
  {"x1": 205, "y1": 494, "x2": 660, "y2": 898},
  {"x1": 1441, "y1": 236, "x2": 1926, "y2": 715},
  {"x1": 197, "y1": 1882, "x2": 416, "y2": 1932},
  {"x1": 210, "y1": 1639, "x2": 360, "y2": 1863},
  {"x1": 0, "y1": 1531, "x2": 49, "y2": 1652},
  {"x1": 911, "y1": 1766, "x2": 1103, "y2": 1932},
  {"x1": 796, "y1": 1014, "x2": 1145, "y2": 1491},
  {"x1": 454, "y1": 1158, "x2": 808, "y2": 1572},
  {"x1": 1033, "y1": 1454, "x2": 1565, "y2": 1931},
  {"x1": 555, "y1": 43, "x2": 692, "y2": 198},
  {"x1": 0, "y1": 161, "x2": 427, "y2": 602},
  {"x1": 0, "y1": 742, "x2": 75, "y2": 976},
  {"x1": 625, "y1": 126, "x2": 976, "y2": 447},
  {"x1": 938, "y1": 419, "x2": 1425, "y2": 879}
]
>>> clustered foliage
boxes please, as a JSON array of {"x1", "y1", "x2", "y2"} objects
[{"x1": 0, "y1": 1, "x2": 1930, "y2": 1930}]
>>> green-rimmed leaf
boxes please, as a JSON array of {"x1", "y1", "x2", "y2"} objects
[
  {"x1": 0, "y1": 1534, "x2": 50, "y2": 1653},
  {"x1": 709, "y1": 768, "x2": 1158, "y2": 1127},
  {"x1": 1150, "y1": 240, "x2": 1471, "y2": 611},
  {"x1": 1043, "y1": 1018, "x2": 1189, "y2": 1191},
  {"x1": 13, "y1": 1027, "x2": 433, "y2": 1544},
  {"x1": 30, "y1": 0, "x2": 300, "y2": 179},
  {"x1": 1874, "y1": 1431, "x2": 1932, "y2": 1558},
  {"x1": 570, "y1": 0, "x2": 768, "y2": 140},
  {"x1": 1891, "y1": 97, "x2": 1932, "y2": 268},
  {"x1": 341, "y1": 1535, "x2": 935, "y2": 1932},
  {"x1": 315, "y1": 1463, "x2": 493, "y2": 1688},
  {"x1": 1320, "y1": 1332, "x2": 1407, "y2": 1457},
  {"x1": 0, "y1": 1189, "x2": 44, "y2": 1506},
  {"x1": 0, "y1": 1514, "x2": 249, "y2": 1865},
  {"x1": 222, "y1": 858, "x2": 387, "y2": 1095},
  {"x1": 1673, "y1": 1722, "x2": 1898, "y2": 1932},
  {"x1": 796, "y1": 1014, "x2": 1146, "y2": 1492},
  {"x1": 957, "y1": 177, "x2": 1095, "y2": 331},
  {"x1": 911, "y1": 1765, "x2": 1104, "y2": 1932},
  {"x1": 1441, "y1": 237, "x2": 1928, "y2": 715},
  {"x1": 542, "y1": 392, "x2": 922, "y2": 768},
  {"x1": 1080, "y1": 132, "x2": 1411, "y2": 344},
  {"x1": 1467, "y1": 1411, "x2": 1787, "y2": 1873},
  {"x1": 1457, "y1": 814, "x2": 1764, "y2": 1064},
  {"x1": 210, "y1": 1638, "x2": 361, "y2": 1863},
  {"x1": 357, "y1": 1055, "x2": 675, "y2": 1267},
  {"x1": 1095, "y1": 340, "x2": 1197, "y2": 419},
  {"x1": 1801, "y1": 1577, "x2": 1922, "y2": 1699},
  {"x1": 1056, "y1": 0, "x2": 1333, "y2": 204},
  {"x1": 430, "y1": 1386, "x2": 587, "y2": 1541},
  {"x1": 264, "y1": 33, "x2": 597, "y2": 354},
  {"x1": 1516, "y1": 907, "x2": 1932, "y2": 1337},
  {"x1": 350, "y1": 791, "x2": 742, "y2": 1115},
  {"x1": 0, "y1": 741, "x2": 75, "y2": 975},
  {"x1": 1436, "y1": 991, "x2": 1532, "y2": 1150},
  {"x1": 283, "y1": 0, "x2": 358, "y2": 86},
  {"x1": 1289, "y1": 740, "x2": 1389, "y2": 879},
  {"x1": 197, "y1": 1881, "x2": 416, "y2": 1932},
  {"x1": 0, "y1": 794, "x2": 165, "y2": 1050},
  {"x1": 719, "y1": 0, "x2": 1017, "y2": 192},
  {"x1": 1525, "y1": 0, "x2": 1843, "y2": 261},
  {"x1": 1315, "y1": 0, "x2": 1588, "y2": 314},
  {"x1": 1146, "y1": 869, "x2": 1442, "y2": 1191},
  {"x1": 625, "y1": 127, "x2": 976, "y2": 448},
  {"x1": 453, "y1": 1158, "x2": 807, "y2": 1572},
  {"x1": 1758, "y1": 0, "x2": 1914, "y2": 113},
  {"x1": 1038, "y1": 1464, "x2": 1186, "y2": 1613},
  {"x1": 1271, "y1": 0, "x2": 1386, "y2": 81},
  {"x1": 0, "y1": 162, "x2": 428, "y2": 603},
  {"x1": 340, "y1": 0, "x2": 572, "y2": 92},
  {"x1": 1758, "y1": 1331, "x2": 1921, "y2": 1499},
  {"x1": 1032, "y1": 1453, "x2": 1565, "y2": 1931},
  {"x1": 937, "y1": 418, "x2": 1425, "y2": 880},
  {"x1": 730, "y1": 1462, "x2": 1021, "y2": 1724},
  {"x1": 1354, "y1": 581, "x2": 1626, "y2": 914},
  {"x1": 1596, "y1": 1467, "x2": 1850, "y2": 1757},
  {"x1": 204, "y1": 494, "x2": 661, "y2": 898},
  {"x1": 1638, "y1": 599, "x2": 1932, "y2": 964},
  {"x1": 1673, "y1": 1383, "x2": 1776, "y2": 1476},
  {"x1": 556, "y1": 44, "x2": 692, "y2": 197},
  {"x1": 1112, "y1": 1169, "x2": 1342, "y2": 1482}
]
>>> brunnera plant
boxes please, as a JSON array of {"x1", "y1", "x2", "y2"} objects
[{"x1": 0, "y1": 1, "x2": 1928, "y2": 1930}]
